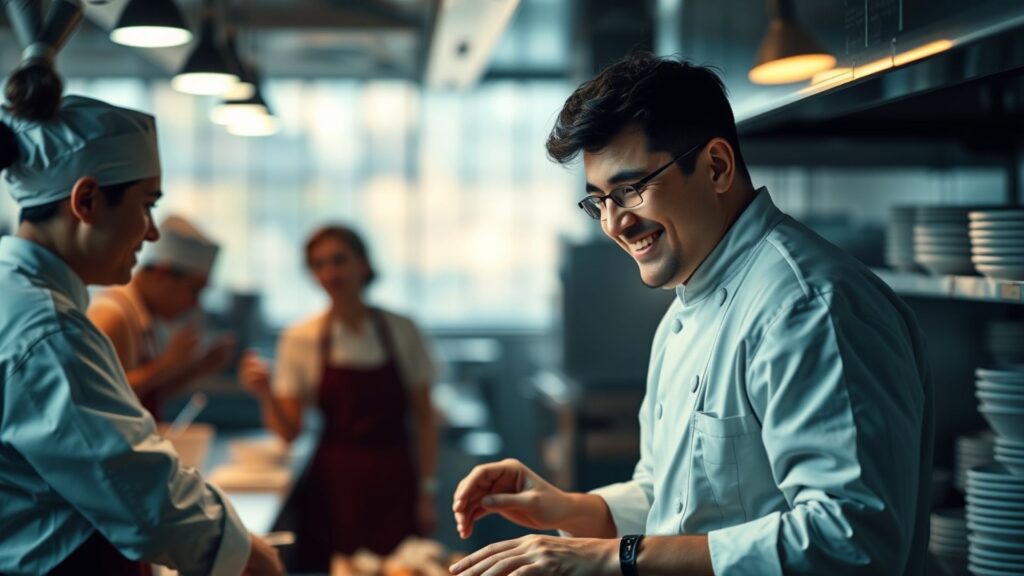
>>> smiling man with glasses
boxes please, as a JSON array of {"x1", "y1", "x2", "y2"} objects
[{"x1": 450, "y1": 52, "x2": 932, "y2": 576}]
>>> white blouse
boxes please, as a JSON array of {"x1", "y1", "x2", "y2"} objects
[{"x1": 272, "y1": 308, "x2": 437, "y2": 402}]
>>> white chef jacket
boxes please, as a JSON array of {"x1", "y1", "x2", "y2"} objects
[
  {"x1": 590, "y1": 189, "x2": 933, "y2": 575},
  {"x1": 0, "y1": 236, "x2": 250, "y2": 575}
]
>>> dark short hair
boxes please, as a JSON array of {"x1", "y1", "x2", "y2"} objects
[
  {"x1": 546, "y1": 51, "x2": 750, "y2": 181},
  {"x1": 18, "y1": 180, "x2": 137, "y2": 224},
  {"x1": 304, "y1": 224, "x2": 377, "y2": 287}
]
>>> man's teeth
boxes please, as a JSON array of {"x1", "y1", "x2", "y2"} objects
[{"x1": 630, "y1": 233, "x2": 658, "y2": 252}]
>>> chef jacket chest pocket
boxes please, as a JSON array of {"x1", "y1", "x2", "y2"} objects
[{"x1": 690, "y1": 411, "x2": 768, "y2": 526}]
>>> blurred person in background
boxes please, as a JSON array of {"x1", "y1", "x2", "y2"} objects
[
  {"x1": 89, "y1": 215, "x2": 236, "y2": 420},
  {"x1": 450, "y1": 52, "x2": 932, "y2": 576},
  {"x1": 0, "y1": 6, "x2": 281, "y2": 573},
  {"x1": 241, "y1": 224, "x2": 439, "y2": 572}
]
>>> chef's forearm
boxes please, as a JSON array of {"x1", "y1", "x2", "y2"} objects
[
  {"x1": 125, "y1": 356, "x2": 186, "y2": 397},
  {"x1": 257, "y1": 391, "x2": 301, "y2": 443},
  {"x1": 556, "y1": 493, "x2": 619, "y2": 538},
  {"x1": 636, "y1": 535, "x2": 714, "y2": 576}
]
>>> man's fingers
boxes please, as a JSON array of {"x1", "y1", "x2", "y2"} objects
[{"x1": 450, "y1": 538, "x2": 523, "y2": 573}]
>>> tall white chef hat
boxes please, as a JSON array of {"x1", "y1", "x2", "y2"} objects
[{"x1": 139, "y1": 215, "x2": 220, "y2": 277}]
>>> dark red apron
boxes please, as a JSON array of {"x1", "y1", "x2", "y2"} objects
[
  {"x1": 48, "y1": 531, "x2": 145, "y2": 576},
  {"x1": 282, "y1": 309, "x2": 419, "y2": 572}
]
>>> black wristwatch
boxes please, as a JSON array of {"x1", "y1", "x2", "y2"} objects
[{"x1": 619, "y1": 534, "x2": 645, "y2": 576}]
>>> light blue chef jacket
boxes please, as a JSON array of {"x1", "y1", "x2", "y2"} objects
[
  {"x1": 591, "y1": 189, "x2": 933, "y2": 575},
  {"x1": 0, "y1": 236, "x2": 250, "y2": 575}
]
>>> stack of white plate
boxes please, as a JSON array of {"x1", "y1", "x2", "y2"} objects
[
  {"x1": 977, "y1": 368, "x2": 1024, "y2": 444},
  {"x1": 955, "y1": 430, "x2": 996, "y2": 492},
  {"x1": 930, "y1": 508, "x2": 969, "y2": 576},
  {"x1": 965, "y1": 464, "x2": 1024, "y2": 576},
  {"x1": 986, "y1": 322, "x2": 1024, "y2": 366},
  {"x1": 994, "y1": 437, "x2": 1024, "y2": 475},
  {"x1": 969, "y1": 210, "x2": 1024, "y2": 281},
  {"x1": 914, "y1": 206, "x2": 975, "y2": 275},
  {"x1": 886, "y1": 206, "x2": 918, "y2": 272}
]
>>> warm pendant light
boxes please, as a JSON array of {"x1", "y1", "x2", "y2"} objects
[
  {"x1": 749, "y1": 0, "x2": 836, "y2": 85},
  {"x1": 110, "y1": 0, "x2": 193, "y2": 48},
  {"x1": 220, "y1": 27, "x2": 255, "y2": 100},
  {"x1": 211, "y1": 91, "x2": 268, "y2": 126},
  {"x1": 227, "y1": 113, "x2": 279, "y2": 137},
  {"x1": 172, "y1": 5, "x2": 239, "y2": 95}
]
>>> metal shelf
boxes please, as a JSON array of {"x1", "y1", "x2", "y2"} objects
[{"x1": 872, "y1": 268, "x2": 1024, "y2": 304}]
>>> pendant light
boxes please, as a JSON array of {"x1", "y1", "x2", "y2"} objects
[
  {"x1": 172, "y1": 2, "x2": 239, "y2": 95},
  {"x1": 220, "y1": 29, "x2": 255, "y2": 100},
  {"x1": 749, "y1": 0, "x2": 835, "y2": 85},
  {"x1": 110, "y1": 0, "x2": 192, "y2": 48}
]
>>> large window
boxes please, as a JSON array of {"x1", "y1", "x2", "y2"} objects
[{"x1": 0, "y1": 78, "x2": 589, "y2": 329}]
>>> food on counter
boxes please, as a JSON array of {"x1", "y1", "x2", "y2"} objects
[{"x1": 331, "y1": 537, "x2": 466, "y2": 576}]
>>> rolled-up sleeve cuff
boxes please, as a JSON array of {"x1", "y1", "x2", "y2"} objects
[
  {"x1": 206, "y1": 484, "x2": 252, "y2": 576},
  {"x1": 708, "y1": 511, "x2": 782, "y2": 576},
  {"x1": 590, "y1": 481, "x2": 650, "y2": 536}
]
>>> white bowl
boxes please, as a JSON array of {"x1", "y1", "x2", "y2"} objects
[
  {"x1": 994, "y1": 453, "x2": 1024, "y2": 475},
  {"x1": 995, "y1": 437, "x2": 1024, "y2": 450},
  {"x1": 969, "y1": 533, "x2": 1024, "y2": 552},
  {"x1": 971, "y1": 221, "x2": 1024, "y2": 231},
  {"x1": 979, "y1": 405, "x2": 1024, "y2": 440},
  {"x1": 969, "y1": 210, "x2": 1024, "y2": 221},
  {"x1": 973, "y1": 255, "x2": 1024, "y2": 265},
  {"x1": 973, "y1": 246, "x2": 1024, "y2": 256},
  {"x1": 978, "y1": 381, "x2": 1024, "y2": 395},
  {"x1": 969, "y1": 545, "x2": 1024, "y2": 566},
  {"x1": 977, "y1": 368, "x2": 1024, "y2": 384},
  {"x1": 967, "y1": 520, "x2": 1024, "y2": 541},
  {"x1": 157, "y1": 423, "x2": 215, "y2": 470},
  {"x1": 977, "y1": 390, "x2": 1024, "y2": 409},
  {"x1": 970, "y1": 230, "x2": 1024, "y2": 240},
  {"x1": 968, "y1": 562, "x2": 1024, "y2": 576}
]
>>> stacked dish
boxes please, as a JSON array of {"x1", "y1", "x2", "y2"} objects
[
  {"x1": 885, "y1": 206, "x2": 918, "y2": 272},
  {"x1": 930, "y1": 508, "x2": 969, "y2": 576},
  {"x1": 965, "y1": 464, "x2": 1024, "y2": 576},
  {"x1": 955, "y1": 431, "x2": 995, "y2": 492},
  {"x1": 969, "y1": 210, "x2": 1024, "y2": 282},
  {"x1": 977, "y1": 368, "x2": 1024, "y2": 444},
  {"x1": 914, "y1": 206, "x2": 975, "y2": 275},
  {"x1": 986, "y1": 321, "x2": 1024, "y2": 366}
]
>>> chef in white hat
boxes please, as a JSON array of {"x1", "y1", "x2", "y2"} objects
[
  {"x1": 89, "y1": 215, "x2": 236, "y2": 421},
  {"x1": 0, "y1": 1, "x2": 281, "y2": 574}
]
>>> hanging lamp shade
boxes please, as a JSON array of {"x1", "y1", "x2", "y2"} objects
[
  {"x1": 749, "y1": 0, "x2": 835, "y2": 85},
  {"x1": 171, "y1": 9, "x2": 239, "y2": 95},
  {"x1": 221, "y1": 36, "x2": 256, "y2": 100},
  {"x1": 110, "y1": 0, "x2": 192, "y2": 48},
  {"x1": 211, "y1": 90, "x2": 269, "y2": 126}
]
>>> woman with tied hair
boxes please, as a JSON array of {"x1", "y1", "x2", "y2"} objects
[
  {"x1": 0, "y1": 2, "x2": 281, "y2": 574},
  {"x1": 241, "y1": 224, "x2": 439, "y2": 572}
]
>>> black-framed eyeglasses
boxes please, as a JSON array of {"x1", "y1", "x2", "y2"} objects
[{"x1": 577, "y1": 141, "x2": 705, "y2": 221}]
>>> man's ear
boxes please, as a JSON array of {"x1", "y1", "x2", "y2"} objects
[
  {"x1": 68, "y1": 176, "x2": 103, "y2": 224},
  {"x1": 705, "y1": 138, "x2": 735, "y2": 194}
]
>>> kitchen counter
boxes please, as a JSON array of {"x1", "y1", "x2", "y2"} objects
[{"x1": 201, "y1": 428, "x2": 316, "y2": 535}]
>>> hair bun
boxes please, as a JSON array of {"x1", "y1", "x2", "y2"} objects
[{"x1": 4, "y1": 62, "x2": 64, "y2": 121}]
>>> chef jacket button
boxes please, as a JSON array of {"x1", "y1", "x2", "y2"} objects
[
  {"x1": 671, "y1": 318, "x2": 683, "y2": 334},
  {"x1": 718, "y1": 287, "x2": 728, "y2": 306},
  {"x1": 656, "y1": 402, "x2": 664, "y2": 420},
  {"x1": 690, "y1": 374, "x2": 700, "y2": 393}
]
